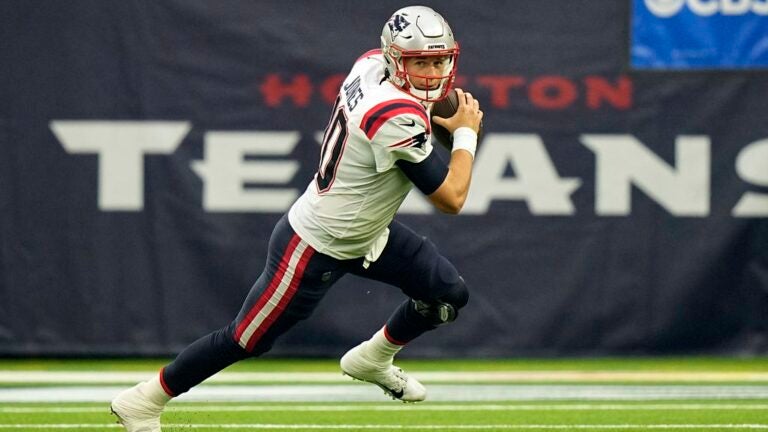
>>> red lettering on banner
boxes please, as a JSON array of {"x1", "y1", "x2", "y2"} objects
[
  {"x1": 260, "y1": 74, "x2": 313, "y2": 107},
  {"x1": 320, "y1": 74, "x2": 345, "y2": 105},
  {"x1": 453, "y1": 74, "x2": 469, "y2": 90},
  {"x1": 529, "y1": 76, "x2": 578, "y2": 110},
  {"x1": 476, "y1": 75, "x2": 526, "y2": 108},
  {"x1": 258, "y1": 73, "x2": 634, "y2": 110},
  {"x1": 585, "y1": 76, "x2": 632, "y2": 110}
]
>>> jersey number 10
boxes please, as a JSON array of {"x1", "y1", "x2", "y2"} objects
[{"x1": 316, "y1": 96, "x2": 349, "y2": 193}]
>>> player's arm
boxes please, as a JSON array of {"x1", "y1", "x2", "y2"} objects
[{"x1": 428, "y1": 89, "x2": 483, "y2": 214}]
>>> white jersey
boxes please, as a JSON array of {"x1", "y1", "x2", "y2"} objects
[{"x1": 288, "y1": 50, "x2": 436, "y2": 260}]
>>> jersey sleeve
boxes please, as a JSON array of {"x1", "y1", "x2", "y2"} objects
[{"x1": 360, "y1": 98, "x2": 434, "y2": 173}]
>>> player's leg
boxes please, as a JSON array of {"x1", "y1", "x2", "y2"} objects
[
  {"x1": 163, "y1": 218, "x2": 345, "y2": 390},
  {"x1": 355, "y1": 219, "x2": 469, "y2": 342},
  {"x1": 111, "y1": 215, "x2": 345, "y2": 431},
  {"x1": 340, "y1": 220, "x2": 468, "y2": 402}
]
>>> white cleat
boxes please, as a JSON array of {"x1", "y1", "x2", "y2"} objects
[
  {"x1": 110, "y1": 383, "x2": 164, "y2": 432},
  {"x1": 340, "y1": 342, "x2": 427, "y2": 402}
]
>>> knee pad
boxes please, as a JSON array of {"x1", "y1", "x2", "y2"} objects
[
  {"x1": 411, "y1": 276, "x2": 469, "y2": 326},
  {"x1": 442, "y1": 275, "x2": 469, "y2": 309}
]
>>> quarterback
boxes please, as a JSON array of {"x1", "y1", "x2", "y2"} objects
[{"x1": 111, "y1": 5, "x2": 483, "y2": 431}]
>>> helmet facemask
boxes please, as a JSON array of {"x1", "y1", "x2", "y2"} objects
[{"x1": 387, "y1": 44, "x2": 459, "y2": 102}]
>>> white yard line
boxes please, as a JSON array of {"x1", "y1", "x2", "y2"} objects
[
  {"x1": 2, "y1": 371, "x2": 768, "y2": 383},
  {"x1": 3, "y1": 384, "x2": 768, "y2": 403},
  {"x1": 3, "y1": 403, "x2": 768, "y2": 413},
  {"x1": 0, "y1": 424, "x2": 768, "y2": 430}
]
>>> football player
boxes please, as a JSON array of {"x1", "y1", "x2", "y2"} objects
[{"x1": 111, "y1": 5, "x2": 483, "y2": 431}]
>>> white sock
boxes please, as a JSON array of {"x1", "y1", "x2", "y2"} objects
[
  {"x1": 139, "y1": 375, "x2": 172, "y2": 407},
  {"x1": 364, "y1": 327, "x2": 404, "y2": 364}
]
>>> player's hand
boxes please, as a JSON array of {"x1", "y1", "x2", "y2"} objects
[{"x1": 431, "y1": 88, "x2": 483, "y2": 135}]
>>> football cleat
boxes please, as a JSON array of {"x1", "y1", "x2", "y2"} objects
[
  {"x1": 340, "y1": 342, "x2": 427, "y2": 402},
  {"x1": 110, "y1": 383, "x2": 164, "y2": 432}
]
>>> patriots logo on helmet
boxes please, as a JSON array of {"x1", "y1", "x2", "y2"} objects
[{"x1": 387, "y1": 14, "x2": 410, "y2": 39}]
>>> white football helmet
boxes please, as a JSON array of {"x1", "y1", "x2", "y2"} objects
[{"x1": 380, "y1": 6, "x2": 459, "y2": 102}]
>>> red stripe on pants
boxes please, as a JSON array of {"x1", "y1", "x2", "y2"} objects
[
  {"x1": 244, "y1": 244, "x2": 315, "y2": 352},
  {"x1": 233, "y1": 234, "x2": 301, "y2": 345}
]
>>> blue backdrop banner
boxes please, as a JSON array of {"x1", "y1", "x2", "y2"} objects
[
  {"x1": 1, "y1": 0, "x2": 767, "y2": 357},
  {"x1": 632, "y1": 0, "x2": 768, "y2": 69}
]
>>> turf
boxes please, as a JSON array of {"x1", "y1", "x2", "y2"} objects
[
  {"x1": 1, "y1": 357, "x2": 768, "y2": 431},
  {"x1": 2, "y1": 401, "x2": 768, "y2": 431}
]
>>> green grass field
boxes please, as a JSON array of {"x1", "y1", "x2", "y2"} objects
[{"x1": 2, "y1": 357, "x2": 768, "y2": 431}]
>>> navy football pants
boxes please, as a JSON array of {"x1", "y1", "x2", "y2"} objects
[{"x1": 160, "y1": 214, "x2": 468, "y2": 396}]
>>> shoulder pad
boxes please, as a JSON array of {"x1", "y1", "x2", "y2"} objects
[{"x1": 360, "y1": 99, "x2": 429, "y2": 140}]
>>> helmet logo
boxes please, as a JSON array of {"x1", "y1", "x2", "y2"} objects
[{"x1": 387, "y1": 14, "x2": 411, "y2": 39}]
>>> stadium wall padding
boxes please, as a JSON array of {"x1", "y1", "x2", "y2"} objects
[{"x1": 1, "y1": 0, "x2": 767, "y2": 357}]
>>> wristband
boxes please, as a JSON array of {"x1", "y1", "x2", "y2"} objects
[{"x1": 451, "y1": 127, "x2": 478, "y2": 159}]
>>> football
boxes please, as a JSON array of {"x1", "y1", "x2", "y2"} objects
[{"x1": 430, "y1": 89, "x2": 483, "y2": 150}]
